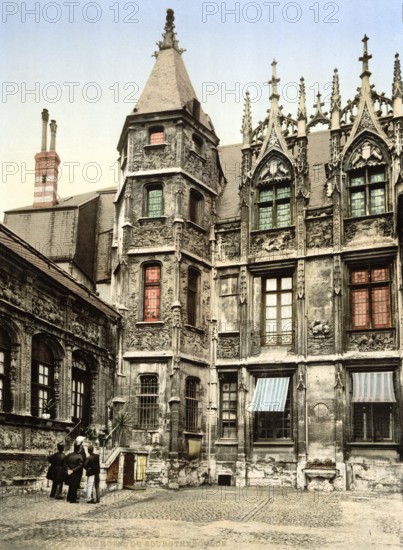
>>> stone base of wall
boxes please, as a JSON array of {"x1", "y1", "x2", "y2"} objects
[{"x1": 348, "y1": 460, "x2": 403, "y2": 492}]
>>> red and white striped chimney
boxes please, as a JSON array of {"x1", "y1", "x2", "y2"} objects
[{"x1": 33, "y1": 109, "x2": 60, "y2": 207}]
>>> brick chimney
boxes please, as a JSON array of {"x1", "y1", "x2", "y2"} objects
[{"x1": 33, "y1": 109, "x2": 60, "y2": 207}]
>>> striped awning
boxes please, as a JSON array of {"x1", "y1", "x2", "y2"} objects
[
  {"x1": 352, "y1": 371, "x2": 396, "y2": 403},
  {"x1": 248, "y1": 377, "x2": 290, "y2": 412}
]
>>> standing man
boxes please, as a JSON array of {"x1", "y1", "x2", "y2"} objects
[
  {"x1": 65, "y1": 444, "x2": 84, "y2": 503},
  {"x1": 85, "y1": 445, "x2": 100, "y2": 504},
  {"x1": 47, "y1": 442, "x2": 65, "y2": 499}
]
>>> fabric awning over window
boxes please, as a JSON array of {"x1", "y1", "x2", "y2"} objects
[
  {"x1": 248, "y1": 377, "x2": 290, "y2": 412},
  {"x1": 352, "y1": 371, "x2": 396, "y2": 403}
]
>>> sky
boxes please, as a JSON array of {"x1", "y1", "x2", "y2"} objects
[{"x1": 0, "y1": 0, "x2": 402, "y2": 214}]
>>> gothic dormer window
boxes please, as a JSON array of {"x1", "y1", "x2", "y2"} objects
[
  {"x1": 255, "y1": 156, "x2": 293, "y2": 230},
  {"x1": 347, "y1": 141, "x2": 388, "y2": 218}
]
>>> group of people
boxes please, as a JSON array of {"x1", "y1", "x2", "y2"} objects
[{"x1": 47, "y1": 437, "x2": 101, "y2": 504}]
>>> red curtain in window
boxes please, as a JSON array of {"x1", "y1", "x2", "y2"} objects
[{"x1": 144, "y1": 266, "x2": 161, "y2": 321}]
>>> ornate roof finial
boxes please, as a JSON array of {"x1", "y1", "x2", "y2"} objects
[
  {"x1": 297, "y1": 77, "x2": 307, "y2": 120},
  {"x1": 307, "y1": 91, "x2": 330, "y2": 130},
  {"x1": 359, "y1": 34, "x2": 372, "y2": 79},
  {"x1": 242, "y1": 90, "x2": 252, "y2": 145},
  {"x1": 269, "y1": 59, "x2": 280, "y2": 101},
  {"x1": 393, "y1": 53, "x2": 403, "y2": 99},
  {"x1": 156, "y1": 8, "x2": 185, "y2": 55},
  {"x1": 331, "y1": 68, "x2": 341, "y2": 111}
]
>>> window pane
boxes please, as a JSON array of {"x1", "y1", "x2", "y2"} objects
[
  {"x1": 259, "y1": 206, "x2": 272, "y2": 230},
  {"x1": 352, "y1": 288, "x2": 369, "y2": 329},
  {"x1": 0, "y1": 351, "x2": 4, "y2": 375},
  {"x1": 0, "y1": 378, "x2": 3, "y2": 410},
  {"x1": 150, "y1": 131, "x2": 164, "y2": 145},
  {"x1": 259, "y1": 189, "x2": 273, "y2": 202},
  {"x1": 265, "y1": 279, "x2": 277, "y2": 292},
  {"x1": 351, "y1": 269, "x2": 369, "y2": 284},
  {"x1": 350, "y1": 176, "x2": 365, "y2": 186},
  {"x1": 147, "y1": 188, "x2": 163, "y2": 217},
  {"x1": 256, "y1": 385, "x2": 291, "y2": 439},
  {"x1": 371, "y1": 286, "x2": 391, "y2": 328},
  {"x1": 370, "y1": 188, "x2": 385, "y2": 214},
  {"x1": 281, "y1": 293, "x2": 292, "y2": 306},
  {"x1": 371, "y1": 267, "x2": 389, "y2": 282},
  {"x1": 276, "y1": 186, "x2": 290, "y2": 199},
  {"x1": 220, "y1": 277, "x2": 238, "y2": 296},
  {"x1": 281, "y1": 277, "x2": 292, "y2": 290},
  {"x1": 144, "y1": 287, "x2": 160, "y2": 321},
  {"x1": 221, "y1": 381, "x2": 237, "y2": 438},
  {"x1": 351, "y1": 191, "x2": 365, "y2": 217},
  {"x1": 369, "y1": 172, "x2": 384, "y2": 183},
  {"x1": 276, "y1": 203, "x2": 291, "y2": 227}
]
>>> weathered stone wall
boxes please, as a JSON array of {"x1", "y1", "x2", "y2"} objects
[{"x1": 306, "y1": 259, "x2": 334, "y2": 355}]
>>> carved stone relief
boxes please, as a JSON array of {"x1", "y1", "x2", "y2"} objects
[
  {"x1": 217, "y1": 335, "x2": 240, "y2": 359},
  {"x1": 0, "y1": 426, "x2": 23, "y2": 449},
  {"x1": 216, "y1": 232, "x2": 240, "y2": 262},
  {"x1": 71, "y1": 312, "x2": 99, "y2": 345},
  {"x1": 344, "y1": 215, "x2": 394, "y2": 244},
  {"x1": 142, "y1": 144, "x2": 176, "y2": 171},
  {"x1": 126, "y1": 325, "x2": 171, "y2": 351},
  {"x1": 250, "y1": 229, "x2": 295, "y2": 258},
  {"x1": 132, "y1": 221, "x2": 174, "y2": 248},
  {"x1": 349, "y1": 140, "x2": 384, "y2": 169},
  {"x1": 32, "y1": 292, "x2": 64, "y2": 326},
  {"x1": 0, "y1": 269, "x2": 23, "y2": 307},
  {"x1": 182, "y1": 224, "x2": 208, "y2": 259},
  {"x1": 307, "y1": 219, "x2": 333, "y2": 249},
  {"x1": 309, "y1": 319, "x2": 331, "y2": 338},
  {"x1": 181, "y1": 327, "x2": 208, "y2": 357},
  {"x1": 348, "y1": 331, "x2": 395, "y2": 352}
]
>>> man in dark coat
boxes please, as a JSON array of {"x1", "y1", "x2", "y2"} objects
[
  {"x1": 85, "y1": 445, "x2": 100, "y2": 503},
  {"x1": 64, "y1": 444, "x2": 84, "y2": 503},
  {"x1": 47, "y1": 442, "x2": 65, "y2": 499}
]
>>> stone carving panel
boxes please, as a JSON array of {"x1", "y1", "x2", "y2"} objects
[
  {"x1": 183, "y1": 224, "x2": 208, "y2": 259},
  {"x1": 142, "y1": 144, "x2": 176, "y2": 171},
  {"x1": 308, "y1": 319, "x2": 334, "y2": 355},
  {"x1": 250, "y1": 229, "x2": 295, "y2": 259},
  {"x1": 126, "y1": 325, "x2": 171, "y2": 351},
  {"x1": 71, "y1": 312, "x2": 100, "y2": 345},
  {"x1": 216, "y1": 232, "x2": 240, "y2": 262},
  {"x1": 307, "y1": 219, "x2": 333, "y2": 249},
  {"x1": 0, "y1": 269, "x2": 23, "y2": 307},
  {"x1": 0, "y1": 426, "x2": 23, "y2": 449},
  {"x1": 181, "y1": 327, "x2": 208, "y2": 357},
  {"x1": 217, "y1": 335, "x2": 240, "y2": 359},
  {"x1": 347, "y1": 330, "x2": 395, "y2": 352},
  {"x1": 31, "y1": 429, "x2": 59, "y2": 450},
  {"x1": 344, "y1": 215, "x2": 393, "y2": 245},
  {"x1": 132, "y1": 221, "x2": 173, "y2": 248},
  {"x1": 32, "y1": 292, "x2": 64, "y2": 326}
]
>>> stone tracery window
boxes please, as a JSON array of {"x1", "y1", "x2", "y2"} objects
[
  {"x1": 255, "y1": 157, "x2": 293, "y2": 230},
  {"x1": 350, "y1": 265, "x2": 392, "y2": 330},
  {"x1": 146, "y1": 184, "x2": 163, "y2": 218},
  {"x1": 31, "y1": 337, "x2": 55, "y2": 418},
  {"x1": 187, "y1": 268, "x2": 200, "y2": 326},
  {"x1": 143, "y1": 264, "x2": 161, "y2": 322},
  {"x1": 71, "y1": 357, "x2": 91, "y2": 426}
]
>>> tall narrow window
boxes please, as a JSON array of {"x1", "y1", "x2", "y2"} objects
[
  {"x1": 263, "y1": 275, "x2": 293, "y2": 346},
  {"x1": 185, "y1": 378, "x2": 200, "y2": 432},
  {"x1": 187, "y1": 268, "x2": 200, "y2": 326},
  {"x1": 258, "y1": 185, "x2": 291, "y2": 229},
  {"x1": 220, "y1": 277, "x2": 239, "y2": 332},
  {"x1": 221, "y1": 379, "x2": 237, "y2": 438},
  {"x1": 143, "y1": 265, "x2": 161, "y2": 322},
  {"x1": 136, "y1": 375, "x2": 159, "y2": 429},
  {"x1": 146, "y1": 185, "x2": 163, "y2": 218},
  {"x1": 189, "y1": 189, "x2": 203, "y2": 225},
  {"x1": 192, "y1": 134, "x2": 203, "y2": 156},
  {"x1": 149, "y1": 127, "x2": 165, "y2": 145},
  {"x1": 71, "y1": 358, "x2": 91, "y2": 425},
  {"x1": 350, "y1": 266, "x2": 391, "y2": 330},
  {"x1": 0, "y1": 329, "x2": 11, "y2": 412},
  {"x1": 249, "y1": 377, "x2": 292, "y2": 441},
  {"x1": 352, "y1": 371, "x2": 396, "y2": 442},
  {"x1": 31, "y1": 337, "x2": 54, "y2": 418},
  {"x1": 349, "y1": 168, "x2": 386, "y2": 217}
]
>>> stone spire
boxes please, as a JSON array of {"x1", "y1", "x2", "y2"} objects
[
  {"x1": 297, "y1": 77, "x2": 307, "y2": 137},
  {"x1": 156, "y1": 8, "x2": 184, "y2": 55},
  {"x1": 254, "y1": 60, "x2": 291, "y2": 165},
  {"x1": 393, "y1": 53, "x2": 403, "y2": 117},
  {"x1": 307, "y1": 91, "x2": 330, "y2": 130},
  {"x1": 242, "y1": 90, "x2": 252, "y2": 146},
  {"x1": 360, "y1": 34, "x2": 372, "y2": 81},
  {"x1": 331, "y1": 68, "x2": 341, "y2": 130}
]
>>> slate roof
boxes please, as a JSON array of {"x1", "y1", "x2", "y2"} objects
[
  {"x1": 4, "y1": 190, "x2": 100, "y2": 212},
  {"x1": 134, "y1": 47, "x2": 214, "y2": 132},
  {"x1": 0, "y1": 223, "x2": 120, "y2": 320}
]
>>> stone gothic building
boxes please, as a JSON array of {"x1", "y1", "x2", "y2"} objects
[{"x1": 3, "y1": 10, "x2": 403, "y2": 491}]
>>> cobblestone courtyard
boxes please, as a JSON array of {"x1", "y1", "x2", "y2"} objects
[{"x1": 1, "y1": 485, "x2": 402, "y2": 549}]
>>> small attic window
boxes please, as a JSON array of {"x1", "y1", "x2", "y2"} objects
[
  {"x1": 149, "y1": 126, "x2": 165, "y2": 145},
  {"x1": 192, "y1": 134, "x2": 203, "y2": 157}
]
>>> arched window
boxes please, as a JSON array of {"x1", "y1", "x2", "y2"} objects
[
  {"x1": 31, "y1": 337, "x2": 54, "y2": 418},
  {"x1": 143, "y1": 264, "x2": 161, "y2": 322},
  {"x1": 71, "y1": 356, "x2": 91, "y2": 426},
  {"x1": 189, "y1": 189, "x2": 203, "y2": 225},
  {"x1": 136, "y1": 374, "x2": 159, "y2": 429},
  {"x1": 185, "y1": 377, "x2": 200, "y2": 432},
  {"x1": 347, "y1": 141, "x2": 388, "y2": 217},
  {"x1": 145, "y1": 184, "x2": 163, "y2": 218},
  {"x1": 0, "y1": 329, "x2": 11, "y2": 412},
  {"x1": 187, "y1": 268, "x2": 200, "y2": 326},
  {"x1": 149, "y1": 126, "x2": 165, "y2": 145}
]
